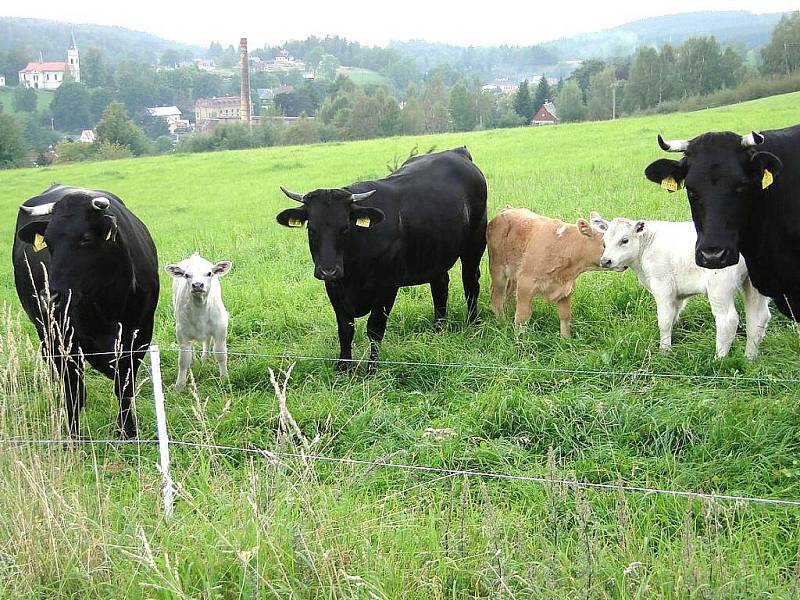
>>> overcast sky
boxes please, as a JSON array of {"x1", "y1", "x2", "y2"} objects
[{"x1": 2, "y1": 1, "x2": 797, "y2": 48}]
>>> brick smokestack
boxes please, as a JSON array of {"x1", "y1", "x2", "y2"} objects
[{"x1": 239, "y1": 37, "x2": 251, "y2": 126}]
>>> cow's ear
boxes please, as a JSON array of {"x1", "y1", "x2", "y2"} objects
[
  {"x1": 18, "y1": 220, "x2": 48, "y2": 245},
  {"x1": 276, "y1": 207, "x2": 307, "y2": 228},
  {"x1": 634, "y1": 221, "x2": 646, "y2": 234},
  {"x1": 101, "y1": 214, "x2": 118, "y2": 242},
  {"x1": 576, "y1": 219, "x2": 594, "y2": 238},
  {"x1": 351, "y1": 206, "x2": 385, "y2": 228},
  {"x1": 212, "y1": 260, "x2": 232, "y2": 276},
  {"x1": 165, "y1": 264, "x2": 186, "y2": 278},
  {"x1": 750, "y1": 151, "x2": 783, "y2": 190},
  {"x1": 589, "y1": 211, "x2": 608, "y2": 232},
  {"x1": 645, "y1": 158, "x2": 687, "y2": 192}
]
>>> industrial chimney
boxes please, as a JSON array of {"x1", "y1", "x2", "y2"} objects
[{"x1": 239, "y1": 37, "x2": 251, "y2": 127}]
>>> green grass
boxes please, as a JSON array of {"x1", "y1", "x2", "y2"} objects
[
  {"x1": 0, "y1": 91, "x2": 799, "y2": 598},
  {"x1": 337, "y1": 66, "x2": 390, "y2": 86},
  {"x1": 0, "y1": 86, "x2": 54, "y2": 115}
]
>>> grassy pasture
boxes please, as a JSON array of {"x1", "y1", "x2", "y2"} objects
[
  {"x1": 0, "y1": 92, "x2": 799, "y2": 598},
  {"x1": 0, "y1": 86, "x2": 53, "y2": 115}
]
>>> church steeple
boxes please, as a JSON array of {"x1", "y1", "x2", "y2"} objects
[{"x1": 67, "y1": 31, "x2": 80, "y2": 83}]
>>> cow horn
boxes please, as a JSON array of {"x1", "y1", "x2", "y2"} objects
[
  {"x1": 20, "y1": 202, "x2": 56, "y2": 216},
  {"x1": 741, "y1": 131, "x2": 765, "y2": 147},
  {"x1": 351, "y1": 190, "x2": 376, "y2": 202},
  {"x1": 658, "y1": 135, "x2": 689, "y2": 153},
  {"x1": 280, "y1": 186, "x2": 305, "y2": 203},
  {"x1": 92, "y1": 197, "x2": 110, "y2": 211}
]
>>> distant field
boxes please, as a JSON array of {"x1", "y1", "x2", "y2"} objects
[
  {"x1": 338, "y1": 65, "x2": 389, "y2": 86},
  {"x1": 0, "y1": 92, "x2": 799, "y2": 598},
  {"x1": 0, "y1": 86, "x2": 53, "y2": 115}
]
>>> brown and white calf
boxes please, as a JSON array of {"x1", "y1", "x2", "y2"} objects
[{"x1": 487, "y1": 206, "x2": 604, "y2": 337}]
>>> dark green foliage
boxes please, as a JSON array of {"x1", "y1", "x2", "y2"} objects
[
  {"x1": 512, "y1": 79, "x2": 534, "y2": 122},
  {"x1": 532, "y1": 76, "x2": 552, "y2": 113},
  {"x1": 95, "y1": 101, "x2": 149, "y2": 155},
  {"x1": 0, "y1": 112, "x2": 26, "y2": 167},
  {"x1": 12, "y1": 86, "x2": 36, "y2": 112},
  {"x1": 51, "y1": 81, "x2": 92, "y2": 131},
  {"x1": 81, "y1": 47, "x2": 109, "y2": 88},
  {"x1": 449, "y1": 83, "x2": 476, "y2": 132},
  {"x1": 761, "y1": 11, "x2": 800, "y2": 75},
  {"x1": 136, "y1": 110, "x2": 170, "y2": 140}
]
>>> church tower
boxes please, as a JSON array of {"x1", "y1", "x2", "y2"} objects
[{"x1": 67, "y1": 32, "x2": 80, "y2": 82}]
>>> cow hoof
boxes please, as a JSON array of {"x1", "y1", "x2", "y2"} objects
[
  {"x1": 335, "y1": 360, "x2": 356, "y2": 373},
  {"x1": 367, "y1": 361, "x2": 379, "y2": 376}
]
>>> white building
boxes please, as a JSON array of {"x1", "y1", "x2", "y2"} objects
[
  {"x1": 79, "y1": 129, "x2": 96, "y2": 143},
  {"x1": 18, "y1": 34, "x2": 80, "y2": 90},
  {"x1": 0, "y1": 75, "x2": 5, "y2": 87},
  {"x1": 146, "y1": 106, "x2": 183, "y2": 133}
]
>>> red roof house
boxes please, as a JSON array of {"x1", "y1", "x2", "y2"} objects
[{"x1": 532, "y1": 101, "x2": 559, "y2": 125}]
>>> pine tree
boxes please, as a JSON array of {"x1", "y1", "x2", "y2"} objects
[
  {"x1": 532, "y1": 77, "x2": 551, "y2": 113},
  {"x1": 513, "y1": 79, "x2": 533, "y2": 122}
]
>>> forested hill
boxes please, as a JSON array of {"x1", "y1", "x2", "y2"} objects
[
  {"x1": 0, "y1": 17, "x2": 201, "y2": 64},
  {"x1": 544, "y1": 11, "x2": 786, "y2": 59}
]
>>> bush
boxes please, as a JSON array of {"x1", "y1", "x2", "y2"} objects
[
  {"x1": 94, "y1": 141, "x2": 133, "y2": 161},
  {"x1": 54, "y1": 140, "x2": 98, "y2": 163}
]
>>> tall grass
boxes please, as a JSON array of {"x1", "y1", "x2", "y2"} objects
[{"x1": 0, "y1": 92, "x2": 799, "y2": 597}]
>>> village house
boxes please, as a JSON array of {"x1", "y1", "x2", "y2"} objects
[
  {"x1": 195, "y1": 96, "x2": 242, "y2": 132},
  {"x1": 0, "y1": 75, "x2": 6, "y2": 87},
  {"x1": 78, "y1": 129, "x2": 96, "y2": 143},
  {"x1": 481, "y1": 78, "x2": 517, "y2": 94},
  {"x1": 532, "y1": 101, "x2": 559, "y2": 125},
  {"x1": 146, "y1": 106, "x2": 184, "y2": 133},
  {"x1": 18, "y1": 34, "x2": 79, "y2": 90}
]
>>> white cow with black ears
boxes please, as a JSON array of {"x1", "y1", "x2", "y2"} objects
[
  {"x1": 165, "y1": 253, "x2": 232, "y2": 388},
  {"x1": 590, "y1": 212, "x2": 770, "y2": 359}
]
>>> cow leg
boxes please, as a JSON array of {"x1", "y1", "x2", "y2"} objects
[
  {"x1": 557, "y1": 295, "x2": 572, "y2": 339},
  {"x1": 430, "y1": 272, "x2": 450, "y2": 328},
  {"x1": 461, "y1": 235, "x2": 486, "y2": 325},
  {"x1": 489, "y1": 265, "x2": 508, "y2": 319},
  {"x1": 653, "y1": 292, "x2": 679, "y2": 352},
  {"x1": 58, "y1": 358, "x2": 85, "y2": 439},
  {"x1": 113, "y1": 352, "x2": 143, "y2": 439},
  {"x1": 707, "y1": 285, "x2": 739, "y2": 359},
  {"x1": 334, "y1": 311, "x2": 356, "y2": 372},
  {"x1": 514, "y1": 278, "x2": 536, "y2": 327},
  {"x1": 175, "y1": 341, "x2": 193, "y2": 389},
  {"x1": 366, "y1": 287, "x2": 399, "y2": 374},
  {"x1": 213, "y1": 331, "x2": 229, "y2": 380},
  {"x1": 741, "y1": 278, "x2": 771, "y2": 360}
]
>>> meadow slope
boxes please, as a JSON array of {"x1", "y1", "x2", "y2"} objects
[{"x1": 0, "y1": 92, "x2": 799, "y2": 598}]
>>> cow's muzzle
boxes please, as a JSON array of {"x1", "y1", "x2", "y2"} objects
[
  {"x1": 315, "y1": 266, "x2": 343, "y2": 281},
  {"x1": 697, "y1": 247, "x2": 737, "y2": 269}
]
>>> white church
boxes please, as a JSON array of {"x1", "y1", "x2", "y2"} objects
[{"x1": 18, "y1": 33, "x2": 80, "y2": 90}]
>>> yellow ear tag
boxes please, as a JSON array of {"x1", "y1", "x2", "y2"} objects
[
  {"x1": 762, "y1": 169, "x2": 774, "y2": 190},
  {"x1": 355, "y1": 217, "x2": 371, "y2": 228},
  {"x1": 288, "y1": 218, "x2": 304, "y2": 228},
  {"x1": 661, "y1": 176, "x2": 682, "y2": 193},
  {"x1": 33, "y1": 233, "x2": 47, "y2": 252}
]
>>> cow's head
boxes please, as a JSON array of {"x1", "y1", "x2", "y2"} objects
[
  {"x1": 276, "y1": 186, "x2": 384, "y2": 281},
  {"x1": 645, "y1": 131, "x2": 783, "y2": 269},
  {"x1": 18, "y1": 193, "x2": 123, "y2": 309},
  {"x1": 590, "y1": 211, "x2": 644, "y2": 272},
  {"x1": 165, "y1": 253, "x2": 232, "y2": 300}
]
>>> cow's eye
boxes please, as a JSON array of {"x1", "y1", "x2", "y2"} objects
[
  {"x1": 205, "y1": 272, "x2": 212, "y2": 277},
  {"x1": 183, "y1": 273, "x2": 191, "y2": 279},
  {"x1": 620, "y1": 237, "x2": 629, "y2": 245}
]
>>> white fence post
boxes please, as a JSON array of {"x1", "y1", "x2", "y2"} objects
[{"x1": 149, "y1": 345, "x2": 174, "y2": 518}]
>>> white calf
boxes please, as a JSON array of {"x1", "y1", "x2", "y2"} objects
[
  {"x1": 165, "y1": 253, "x2": 232, "y2": 388},
  {"x1": 590, "y1": 212, "x2": 770, "y2": 359}
]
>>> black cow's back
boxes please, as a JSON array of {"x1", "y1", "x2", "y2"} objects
[{"x1": 343, "y1": 148, "x2": 488, "y2": 287}]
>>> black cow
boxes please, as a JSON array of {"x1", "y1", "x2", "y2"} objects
[
  {"x1": 276, "y1": 147, "x2": 487, "y2": 372},
  {"x1": 645, "y1": 126, "x2": 800, "y2": 320},
  {"x1": 12, "y1": 184, "x2": 159, "y2": 438}
]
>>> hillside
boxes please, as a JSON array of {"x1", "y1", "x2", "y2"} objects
[
  {"x1": 0, "y1": 17, "x2": 202, "y2": 64},
  {"x1": 544, "y1": 10, "x2": 786, "y2": 59},
  {"x1": 0, "y1": 92, "x2": 799, "y2": 597}
]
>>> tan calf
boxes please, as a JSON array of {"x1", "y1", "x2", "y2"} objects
[{"x1": 487, "y1": 206, "x2": 604, "y2": 337}]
